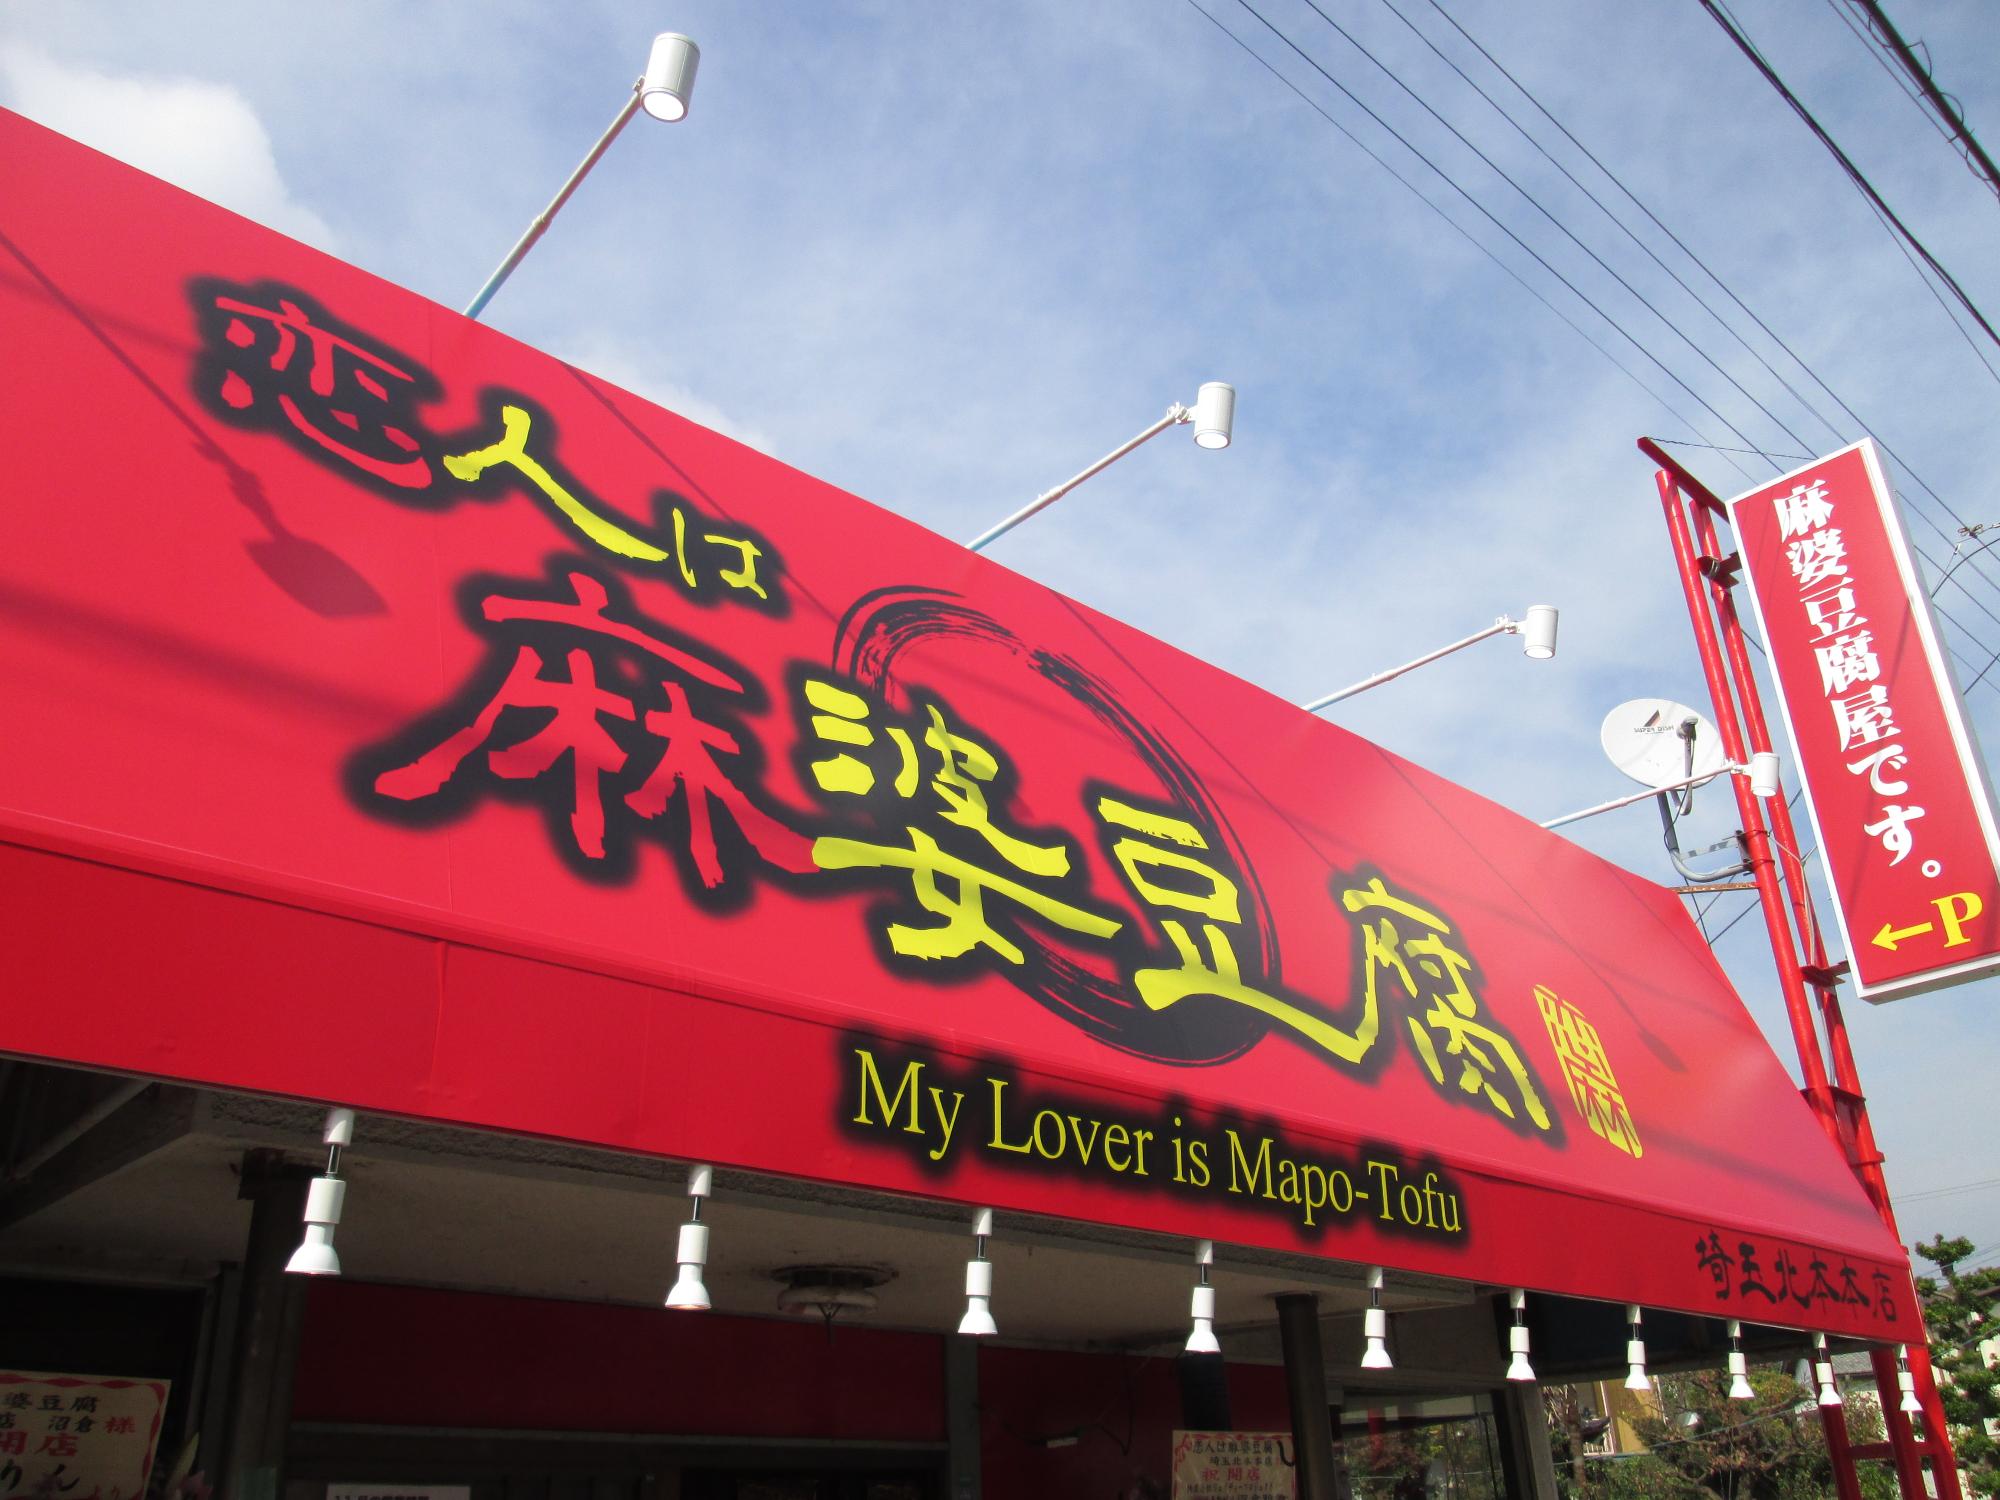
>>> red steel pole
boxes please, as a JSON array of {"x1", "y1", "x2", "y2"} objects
[
  {"x1": 1647, "y1": 449, "x2": 1961, "y2": 1500},
  {"x1": 1655, "y1": 470, "x2": 1838, "y2": 1119}
]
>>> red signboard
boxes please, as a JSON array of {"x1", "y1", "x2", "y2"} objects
[
  {"x1": 1727, "y1": 441, "x2": 2000, "y2": 1000},
  {"x1": 0, "y1": 108, "x2": 1912, "y2": 1335}
]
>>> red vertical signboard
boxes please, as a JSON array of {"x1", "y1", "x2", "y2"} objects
[{"x1": 1728, "y1": 439, "x2": 2000, "y2": 999}]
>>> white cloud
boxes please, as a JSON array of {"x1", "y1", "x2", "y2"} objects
[{"x1": 0, "y1": 42, "x2": 337, "y2": 251}]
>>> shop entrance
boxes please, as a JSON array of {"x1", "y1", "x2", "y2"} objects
[{"x1": 1333, "y1": 1394, "x2": 1509, "y2": 1499}]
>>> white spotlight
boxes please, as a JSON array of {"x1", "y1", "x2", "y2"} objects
[
  {"x1": 1897, "y1": 1348, "x2": 1922, "y2": 1416},
  {"x1": 1506, "y1": 1290, "x2": 1535, "y2": 1382},
  {"x1": 1625, "y1": 1304, "x2": 1649, "y2": 1391},
  {"x1": 1361, "y1": 1267, "x2": 1393, "y2": 1371},
  {"x1": 1747, "y1": 749, "x2": 1781, "y2": 799},
  {"x1": 1191, "y1": 382, "x2": 1236, "y2": 450},
  {"x1": 1813, "y1": 1333, "x2": 1842, "y2": 1408},
  {"x1": 285, "y1": 1107, "x2": 354, "y2": 1277},
  {"x1": 959, "y1": 1208, "x2": 998, "y2": 1337},
  {"x1": 1185, "y1": 1240, "x2": 1221, "y2": 1355},
  {"x1": 640, "y1": 33, "x2": 700, "y2": 123},
  {"x1": 1727, "y1": 1320, "x2": 1754, "y2": 1400},
  {"x1": 1520, "y1": 605, "x2": 1559, "y2": 660},
  {"x1": 665, "y1": 1163, "x2": 713, "y2": 1310}
]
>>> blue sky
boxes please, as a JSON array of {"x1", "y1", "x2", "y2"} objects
[{"x1": 6, "y1": 0, "x2": 1999, "y2": 1266}]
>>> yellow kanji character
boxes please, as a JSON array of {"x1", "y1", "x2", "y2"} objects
[
  {"x1": 443, "y1": 404, "x2": 670, "y2": 564},
  {"x1": 1340, "y1": 877, "x2": 1551, "y2": 1130},
  {"x1": 1135, "y1": 918, "x2": 1378, "y2": 1064},
  {"x1": 1097, "y1": 796, "x2": 1240, "y2": 922},
  {"x1": 924, "y1": 705, "x2": 1069, "y2": 880},
  {"x1": 813, "y1": 827, "x2": 1120, "y2": 964},
  {"x1": 1536, "y1": 985, "x2": 1641, "y2": 1156},
  {"x1": 801, "y1": 679, "x2": 917, "y2": 797},
  {"x1": 1096, "y1": 795, "x2": 1373, "y2": 1064}
]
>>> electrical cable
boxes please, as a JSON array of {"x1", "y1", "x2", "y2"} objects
[
  {"x1": 1202, "y1": 0, "x2": 2000, "y2": 669},
  {"x1": 1822, "y1": 0, "x2": 1960, "y2": 152},
  {"x1": 1431, "y1": 0, "x2": 2000, "y2": 637},
  {"x1": 1368, "y1": 0, "x2": 1840, "y2": 466},
  {"x1": 1425, "y1": 0, "x2": 2000, "y2": 613},
  {"x1": 1843, "y1": 167, "x2": 2000, "y2": 389},
  {"x1": 1849, "y1": 0, "x2": 2000, "y2": 206},
  {"x1": 1272, "y1": 0, "x2": 2000, "y2": 634},
  {"x1": 1225, "y1": 0, "x2": 1790, "y2": 476},
  {"x1": 1899, "y1": 1177, "x2": 2000, "y2": 1205},
  {"x1": 1293, "y1": 0, "x2": 1830, "y2": 469},
  {"x1": 1696, "y1": 0, "x2": 2000, "y2": 356},
  {"x1": 1177, "y1": 0, "x2": 1756, "y2": 480}
]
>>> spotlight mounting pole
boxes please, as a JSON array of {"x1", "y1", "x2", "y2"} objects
[
  {"x1": 966, "y1": 384, "x2": 1234, "y2": 554},
  {"x1": 1539, "y1": 752, "x2": 1781, "y2": 829},
  {"x1": 464, "y1": 33, "x2": 700, "y2": 322},
  {"x1": 1301, "y1": 607, "x2": 1557, "y2": 713}
]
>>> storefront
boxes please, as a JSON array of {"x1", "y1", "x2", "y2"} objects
[{"x1": 0, "y1": 104, "x2": 1923, "y2": 1499}]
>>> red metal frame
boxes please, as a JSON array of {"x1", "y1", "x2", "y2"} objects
[{"x1": 1644, "y1": 439, "x2": 1961, "y2": 1500}]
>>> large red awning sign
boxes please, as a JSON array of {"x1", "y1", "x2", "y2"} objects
[
  {"x1": 1727, "y1": 442, "x2": 2000, "y2": 1001},
  {"x1": 0, "y1": 109, "x2": 1911, "y2": 1335}
]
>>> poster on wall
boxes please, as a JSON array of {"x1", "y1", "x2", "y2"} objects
[
  {"x1": 0, "y1": 1371, "x2": 169, "y2": 1500},
  {"x1": 1726, "y1": 439, "x2": 2000, "y2": 1000},
  {"x1": 1171, "y1": 1432, "x2": 1296, "y2": 1500}
]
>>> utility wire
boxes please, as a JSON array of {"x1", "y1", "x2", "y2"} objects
[
  {"x1": 1849, "y1": 0, "x2": 2000, "y2": 207},
  {"x1": 1695, "y1": 0, "x2": 2000, "y2": 356},
  {"x1": 1390, "y1": 0, "x2": 2000, "y2": 641},
  {"x1": 1183, "y1": 0, "x2": 1766, "y2": 482},
  {"x1": 1367, "y1": 0, "x2": 1835, "y2": 465},
  {"x1": 1295, "y1": 0, "x2": 1839, "y2": 475},
  {"x1": 1175, "y1": 0, "x2": 1740, "y2": 473},
  {"x1": 1301, "y1": 0, "x2": 2000, "y2": 657},
  {"x1": 1899, "y1": 1176, "x2": 2000, "y2": 1205},
  {"x1": 1823, "y1": 0, "x2": 1959, "y2": 151},
  {"x1": 1845, "y1": 165, "x2": 2000, "y2": 389},
  {"x1": 1420, "y1": 0, "x2": 2000, "y2": 617},
  {"x1": 1227, "y1": 0, "x2": 1791, "y2": 475},
  {"x1": 1212, "y1": 0, "x2": 2000, "y2": 657}
]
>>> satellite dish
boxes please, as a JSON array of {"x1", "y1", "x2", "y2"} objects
[{"x1": 1599, "y1": 699, "x2": 1730, "y2": 790}]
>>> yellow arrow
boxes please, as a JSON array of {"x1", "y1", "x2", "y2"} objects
[{"x1": 1872, "y1": 918, "x2": 1936, "y2": 951}]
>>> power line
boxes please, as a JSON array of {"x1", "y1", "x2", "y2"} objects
[
  {"x1": 1397, "y1": 0, "x2": 2000, "y2": 638},
  {"x1": 1374, "y1": 0, "x2": 1853, "y2": 461},
  {"x1": 1295, "y1": 0, "x2": 1825, "y2": 467},
  {"x1": 1416, "y1": 0, "x2": 2000, "y2": 618},
  {"x1": 1184, "y1": 0, "x2": 1772, "y2": 482},
  {"x1": 1174, "y1": 0, "x2": 1743, "y2": 474},
  {"x1": 1695, "y1": 0, "x2": 2000, "y2": 356},
  {"x1": 1297, "y1": 0, "x2": 2000, "y2": 656},
  {"x1": 1844, "y1": 163, "x2": 2000, "y2": 390},
  {"x1": 1821, "y1": 0, "x2": 1957, "y2": 151},
  {"x1": 1848, "y1": 0, "x2": 2000, "y2": 207},
  {"x1": 1900, "y1": 1177, "x2": 2000, "y2": 1206},
  {"x1": 1222, "y1": 0, "x2": 1801, "y2": 477},
  {"x1": 1203, "y1": 0, "x2": 2000, "y2": 654}
]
